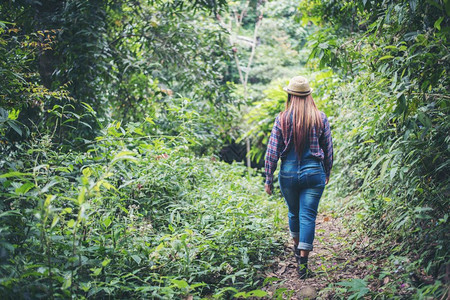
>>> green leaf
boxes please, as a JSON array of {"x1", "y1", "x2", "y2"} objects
[
  {"x1": 0, "y1": 210, "x2": 21, "y2": 218},
  {"x1": 337, "y1": 278, "x2": 368, "y2": 292},
  {"x1": 171, "y1": 279, "x2": 189, "y2": 289},
  {"x1": 111, "y1": 151, "x2": 138, "y2": 164},
  {"x1": 79, "y1": 121, "x2": 92, "y2": 129},
  {"x1": 82, "y1": 168, "x2": 92, "y2": 177},
  {"x1": 103, "y1": 217, "x2": 112, "y2": 228},
  {"x1": 390, "y1": 167, "x2": 398, "y2": 180},
  {"x1": 0, "y1": 171, "x2": 33, "y2": 178},
  {"x1": 8, "y1": 108, "x2": 20, "y2": 120},
  {"x1": 6, "y1": 120, "x2": 22, "y2": 136},
  {"x1": 90, "y1": 267, "x2": 102, "y2": 276},
  {"x1": 318, "y1": 42, "x2": 329, "y2": 49},
  {"x1": 363, "y1": 139, "x2": 375, "y2": 144},
  {"x1": 62, "y1": 276, "x2": 72, "y2": 290},
  {"x1": 247, "y1": 289, "x2": 268, "y2": 297},
  {"x1": 44, "y1": 195, "x2": 54, "y2": 207},
  {"x1": 81, "y1": 102, "x2": 96, "y2": 115},
  {"x1": 15, "y1": 182, "x2": 34, "y2": 194},
  {"x1": 101, "y1": 180, "x2": 115, "y2": 190},
  {"x1": 131, "y1": 255, "x2": 142, "y2": 265},
  {"x1": 190, "y1": 282, "x2": 207, "y2": 289},
  {"x1": 77, "y1": 187, "x2": 86, "y2": 205},
  {"x1": 414, "y1": 207, "x2": 433, "y2": 213},
  {"x1": 264, "y1": 277, "x2": 279, "y2": 287},
  {"x1": 67, "y1": 219, "x2": 75, "y2": 228},
  {"x1": 363, "y1": 154, "x2": 388, "y2": 185},
  {"x1": 434, "y1": 17, "x2": 444, "y2": 31},
  {"x1": 51, "y1": 216, "x2": 59, "y2": 228},
  {"x1": 101, "y1": 258, "x2": 111, "y2": 267},
  {"x1": 380, "y1": 158, "x2": 390, "y2": 180},
  {"x1": 378, "y1": 55, "x2": 394, "y2": 61},
  {"x1": 233, "y1": 291, "x2": 247, "y2": 298}
]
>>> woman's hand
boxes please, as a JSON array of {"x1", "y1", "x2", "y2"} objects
[
  {"x1": 265, "y1": 184, "x2": 272, "y2": 195},
  {"x1": 325, "y1": 177, "x2": 329, "y2": 185}
]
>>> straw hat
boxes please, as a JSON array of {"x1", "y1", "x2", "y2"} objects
[{"x1": 283, "y1": 76, "x2": 313, "y2": 96}]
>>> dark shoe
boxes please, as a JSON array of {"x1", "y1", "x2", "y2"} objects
[
  {"x1": 298, "y1": 264, "x2": 315, "y2": 279},
  {"x1": 297, "y1": 255, "x2": 315, "y2": 279}
]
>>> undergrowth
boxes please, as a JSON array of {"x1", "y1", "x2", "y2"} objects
[{"x1": 0, "y1": 122, "x2": 285, "y2": 299}]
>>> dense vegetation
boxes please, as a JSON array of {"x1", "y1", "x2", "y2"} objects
[
  {"x1": 1, "y1": 121, "x2": 284, "y2": 298},
  {"x1": 306, "y1": 2, "x2": 449, "y2": 297},
  {"x1": 1, "y1": 0, "x2": 448, "y2": 298},
  {"x1": 247, "y1": 0, "x2": 449, "y2": 298}
]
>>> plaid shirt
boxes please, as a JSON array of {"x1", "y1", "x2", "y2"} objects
[{"x1": 264, "y1": 111, "x2": 333, "y2": 185}]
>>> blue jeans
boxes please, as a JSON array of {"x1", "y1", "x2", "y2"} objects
[{"x1": 279, "y1": 146, "x2": 326, "y2": 251}]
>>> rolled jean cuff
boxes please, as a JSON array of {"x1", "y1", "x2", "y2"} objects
[
  {"x1": 290, "y1": 231, "x2": 299, "y2": 239},
  {"x1": 297, "y1": 242, "x2": 313, "y2": 251}
]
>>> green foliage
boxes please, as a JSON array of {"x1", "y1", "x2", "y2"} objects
[
  {"x1": 0, "y1": 0, "x2": 236, "y2": 148},
  {"x1": 248, "y1": 0, "x2": 307, "y2": 85},
  {"x1": 240, "y1": 0, "x2": 449, "y2": 296},
  {"x1": 100, "y1": 1, "x2": 235, "y2": 121},
  {"x1": 0, "y1": 20, "x2": 88, "y2": 143},
  {"x1": 240, "y1": 79, "x2": 289, "y2": 163},
  {"x1": 335, "y1": 278, "x2": 370, "y2": 299},
  {"x1": 0, "y1": 21, "x2": 38, "y2": 111},
  {"x1": 2, "y1": 0, "x2": 449, "y2": 298},
  {"x1": 0, "y1": 3, "x2": 271, "y2": 296},
  {"x1": 0, "y1": 121, "x2": 284, "y2": 298},
  {"x1": 295, "y1": 0, "x2": 450, "y2": 297}
]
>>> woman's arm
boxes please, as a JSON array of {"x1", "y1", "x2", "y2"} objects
[
  {"x1": 319, "y1": 113, "x2": 333, "y2": 181},
  {"x1": 265, "y1": 116, "x2": 284, "y2": 190}
]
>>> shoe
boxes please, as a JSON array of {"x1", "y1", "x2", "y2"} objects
[
  {"x1": 297, "y1": 264, "x2": 315, "y2": 279},
  {"x1": 296, "y1": 254, "x2": 315, "y2": 279}
]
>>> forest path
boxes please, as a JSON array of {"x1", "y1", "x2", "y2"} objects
[{"x1": 261, "y1": 213, "x2": 377, "y2": 299}]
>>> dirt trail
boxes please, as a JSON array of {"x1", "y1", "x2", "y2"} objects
[{"x1": 262, "y1": 213, "x2": 374, "y2": 299}]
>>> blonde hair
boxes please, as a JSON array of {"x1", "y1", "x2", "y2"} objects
[{"x1": 280, "y1": 94, "x2": 323, "y2": 157}]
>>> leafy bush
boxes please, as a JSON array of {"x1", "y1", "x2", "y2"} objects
[
  {"x1": 296, "y1": 0, "x2": 450, "y2": 297},
  {"x1": 0, "y1": 122, "x2": 284, "y2": 298}
]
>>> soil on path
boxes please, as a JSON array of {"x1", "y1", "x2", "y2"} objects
[{"x1": 262, "y1": 213, "x2": 375, "y2": 299}]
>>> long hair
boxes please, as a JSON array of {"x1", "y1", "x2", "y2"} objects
[{"x1": 280, "y1": 94, "x2": 323, "y2": 157}]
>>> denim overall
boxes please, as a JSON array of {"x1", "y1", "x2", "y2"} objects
[{"x1": 279, "y1": 142, "x2": 326, "y2": 251}]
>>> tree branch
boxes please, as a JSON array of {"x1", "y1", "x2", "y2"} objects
[{"x1": 244, "y1": 10, "x2": 264, "y2": 88}]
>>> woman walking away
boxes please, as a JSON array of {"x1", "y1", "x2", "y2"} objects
[{"x1": 264, "y1": 76, "x2": 333, "y2": 279}]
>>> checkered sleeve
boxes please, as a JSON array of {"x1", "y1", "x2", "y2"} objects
[
  {"x1": 319, "y1": 113, "x2": 333, "y2": 178},
  {"x1": 265, "y1": 116, "x2": 283, "y2": 185}
]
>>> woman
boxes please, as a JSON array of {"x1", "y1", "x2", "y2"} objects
[{"x1": 264, "y1": 76, "x2": 333, "y2": 279}]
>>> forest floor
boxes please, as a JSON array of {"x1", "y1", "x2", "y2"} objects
[{"x1": 260, "y1": 213, "x2": 419, "y2": 299}]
